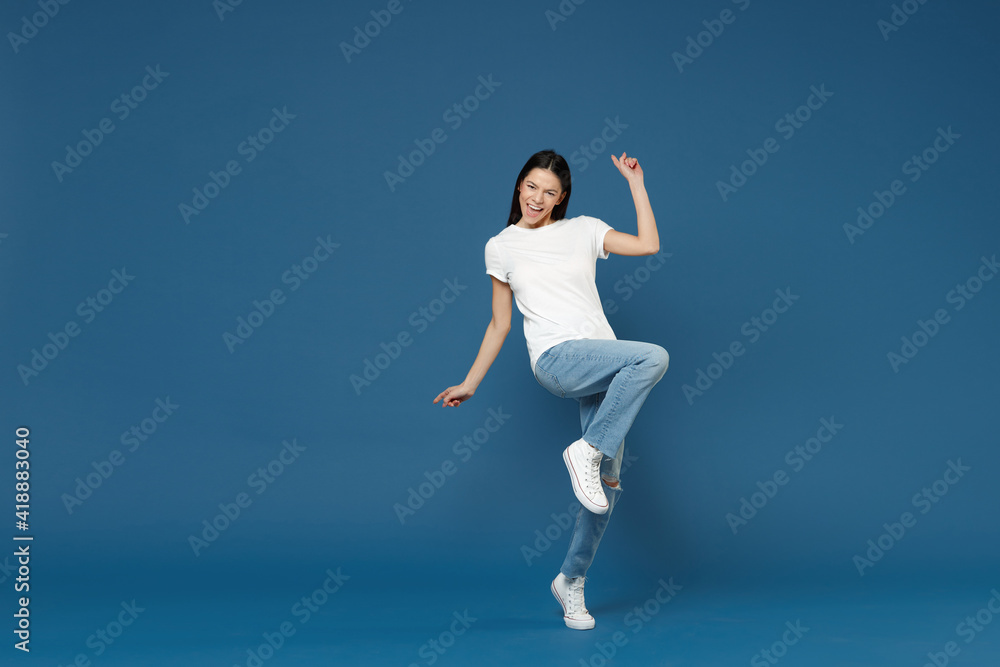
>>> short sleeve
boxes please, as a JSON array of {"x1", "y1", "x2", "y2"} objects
[
  {"x1": 591, "y1": 216, "x2": 614, "y2": 260},
  {"x1": 485, "y1": 238, "x2": 507, "y2": 283}
]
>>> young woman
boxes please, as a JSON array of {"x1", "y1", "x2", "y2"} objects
[{"x1": 433, "y1": 149, "x2": 669, "y2": 630}]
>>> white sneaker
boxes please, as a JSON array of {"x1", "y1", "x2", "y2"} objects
[
  {"x1": 551, "y1": 573, "x2": 595, "y2": 630},
  {"x1": 563, "y1": 439, "x2": 608, "y2": 514}
]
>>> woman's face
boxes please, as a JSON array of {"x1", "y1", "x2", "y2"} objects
[{"x1": 517, "y1": 168, "x2": 565, "y2": 225}]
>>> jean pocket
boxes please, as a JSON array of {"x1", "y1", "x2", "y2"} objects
[{"x1": 534, "y1": 360, "x2": 566, "y2": 398}]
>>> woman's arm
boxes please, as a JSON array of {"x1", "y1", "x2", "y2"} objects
[
  {"x1": 433, "y1": 277, "x2": 512, "y2": 407},
  {"x1": 603, "y1": 152, "x2": 660, "y2": 257}
]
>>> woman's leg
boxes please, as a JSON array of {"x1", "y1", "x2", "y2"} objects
[
  {"x1": 535, "y1": 339, "x2": 668, "y2": 628},
  {"x1": 533, "y1": 339, "x2": 669, "y2": 575},
  {"x1": 560, "y1": 390, "x2": 626, "y2": 578},
  {"x1": 534, "y1": 339, "x2": 669, "y2": 458}
]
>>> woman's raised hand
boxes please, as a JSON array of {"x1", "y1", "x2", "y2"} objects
[
  {"x1": 611, "y1": 152, "x2": 643, "y2": 184},
  {"x1": 433, "y1": 383, "x2": 474, "y2": 407}
]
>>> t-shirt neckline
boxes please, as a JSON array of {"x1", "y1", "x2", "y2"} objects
[{"x1": 509, "y1": 217, "x2": 571, "y2": 232}]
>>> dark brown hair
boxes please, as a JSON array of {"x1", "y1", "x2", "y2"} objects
[{"x1": 507, "y1": 149, "x2": 572, "y2": 227}]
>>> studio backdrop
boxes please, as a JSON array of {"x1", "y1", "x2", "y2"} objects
[{"x1": 2, "y1": 0, "x2": 998, "y2": 663}]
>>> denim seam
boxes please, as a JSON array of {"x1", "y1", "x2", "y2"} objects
[{"x1": 592, "y1": 363, "x2": 631, "y2": 456}]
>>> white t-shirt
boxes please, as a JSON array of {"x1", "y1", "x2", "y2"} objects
[{"x1": 485, "y1": 215, "x2": 617, "y2": 375}]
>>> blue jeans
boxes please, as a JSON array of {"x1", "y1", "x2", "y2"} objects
[{"x1": 532, "y1": 339, "x2": 669, "y2": 578}]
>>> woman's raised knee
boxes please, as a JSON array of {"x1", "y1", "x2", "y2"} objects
[{"x1": 643, "y1": 344, "x2": 669, "y2": 376}]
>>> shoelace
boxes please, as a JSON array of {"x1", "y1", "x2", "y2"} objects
[
  {"x1": 566, "y1": 576, "x2": 588, "y2": 615},
  {"x1": 584, "y1": 449, "x2": 602, "y2": 494}
]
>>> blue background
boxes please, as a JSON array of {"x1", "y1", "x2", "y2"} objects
[{"x1": 2, "y1": 0, "x2": 998, "y2": 665}]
